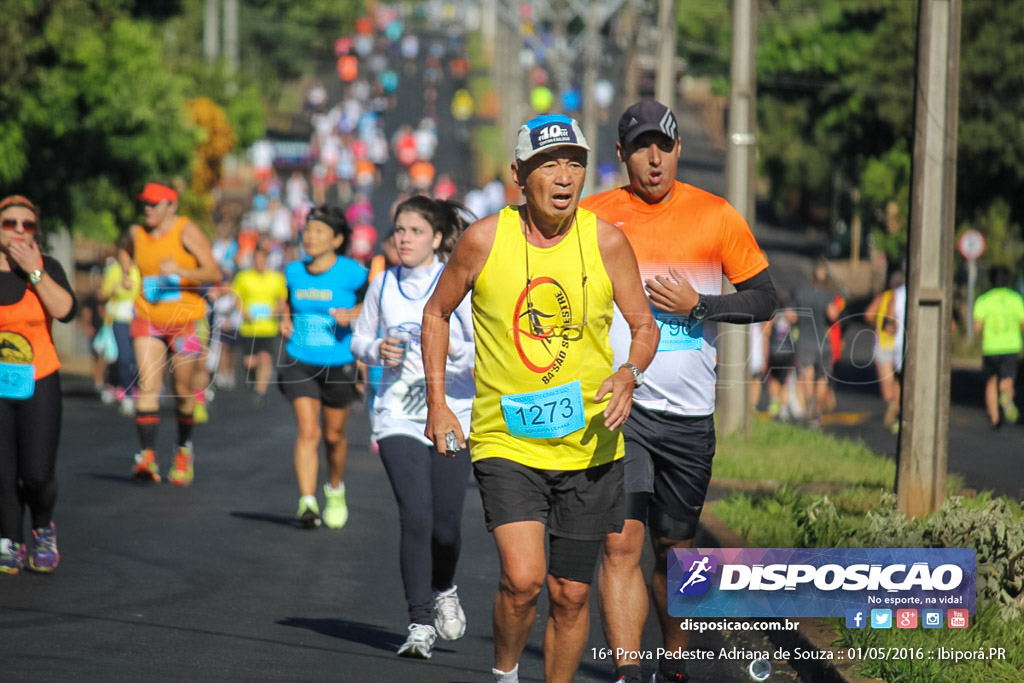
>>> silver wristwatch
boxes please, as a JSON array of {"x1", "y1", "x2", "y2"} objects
[
  {"x1": 28, "y1": 268, "x2": 44, "y2": 285},
  {"x1": 619, "y1": 362, "x2": 644, "y2": 387}
]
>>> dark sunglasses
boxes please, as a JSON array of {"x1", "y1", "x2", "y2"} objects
[
  {"x1": 141, "y1": 200, "x2": 164, "y2": 209},
  {"x1": 1, "y1": 218, "x2": 37, "y2": 232}
]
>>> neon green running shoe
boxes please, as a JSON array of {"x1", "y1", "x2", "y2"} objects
[
  {"x1": 1000, "y1": 393, "x2": 1019, "y2": 424},
  {"x1": 323, "y1": 483, "x2": 348, "y2": 530}
]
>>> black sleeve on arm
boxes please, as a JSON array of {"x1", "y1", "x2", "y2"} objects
[
  {"x1": 702, "y1": 269, "x2": 778, "y2": 324},
  {"x1": 42, "y1": 255, "x2": 79, "y2": 322},
  {"x1": 354, "y1": 279, "x2": 369, "y2": 304}
]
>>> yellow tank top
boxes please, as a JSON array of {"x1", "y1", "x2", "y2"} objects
[
  {"x1": 470, "y1": 205, "x2": 623, "y2": 470},
  {"x1": 875, "y1": 289, "x2": 895, "y2": 348},
  {"x1": 133, "y1": 217, "x2": 206, "y2": 326}
]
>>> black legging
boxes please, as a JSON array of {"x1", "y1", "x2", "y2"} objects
[
  {"x1": 378, "y1": 434, "x2": 471, "y2": 625},
  {"x1": 0, "y1": 371, "x2": 62, "y2": 543}
]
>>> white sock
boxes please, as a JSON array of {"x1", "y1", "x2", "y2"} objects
[
  {"x1": 325, "y1": 481, "x2": 345, "y2": 494},
  {"x1": 301, "y1": 494, "x2": 317, "y2": 507},
  {"x1": 492, "y1": 664, "x2": 518, "y2": 682}
]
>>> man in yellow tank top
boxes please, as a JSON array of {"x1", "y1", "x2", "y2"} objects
[
  {"x1": 422, "y1": 115, "x2": 659, "y2": 683},
  {"x1": 126, "y1": 182, "x2": 222, "y2": 486}
]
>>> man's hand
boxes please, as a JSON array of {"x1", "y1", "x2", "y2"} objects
[
  {"x1": 279, "y1": 317, "x2": 293, "y2": 339},
  {"x1": 595, "y1": 367, "x2": 635, "y2": 431},
  {"x1": 425, "y1": 402, "x2": 466, "y2": 457},
  {"x1": 645, "y1": 266, "x2": 699, "y2": 315}
]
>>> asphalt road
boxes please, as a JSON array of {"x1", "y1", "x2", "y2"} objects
[{"x1": 0, "y1": 375, "x2": 799, "y2": 683}]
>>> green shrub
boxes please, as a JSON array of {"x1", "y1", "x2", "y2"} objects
[{"x1": 718, "y1": 487, "x2": 1024, "y2": 682}]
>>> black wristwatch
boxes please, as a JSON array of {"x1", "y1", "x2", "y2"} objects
[{"x1": 689, "y1": 295, "x2": 709, "y2": 322}]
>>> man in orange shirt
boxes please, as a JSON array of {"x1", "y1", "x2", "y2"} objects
[{"x1": 580, "y1": 100, "x2": 777, "y2": 683}]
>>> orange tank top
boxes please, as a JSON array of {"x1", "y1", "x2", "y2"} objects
[
  {"x1": 133, "y1": 217, "x2": 206, "y2": 326},
  {"x1": 0, "y1": 285, "x2": 61, "y2": 380}
]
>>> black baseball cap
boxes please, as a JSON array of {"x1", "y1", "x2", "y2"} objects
[{"x1": 617, "y1": 99, "x2": 679, "y2": 145}]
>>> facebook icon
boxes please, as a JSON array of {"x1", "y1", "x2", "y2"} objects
[{"x1": 845, "y1": 609, "x2": 866, "y2": 629}]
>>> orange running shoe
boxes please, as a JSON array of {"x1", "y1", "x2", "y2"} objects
[
  {"x1": 132, "y1": 449, "x2": 161, "y2": 482},
  {"x1": 168, "y1": 445, "x2": 194, "y2": 486}
]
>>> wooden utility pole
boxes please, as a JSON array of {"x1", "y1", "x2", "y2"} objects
[
  {"x1": 896, "y1": 0, "x2": 962, "y2": 517},
  {"x1": 719, "y1": 0, "x2": 758, "y2": 436},
  {"x1": 224, "y1": 0, "x2": 238, "y2": 74},
  {"x1": 203, "y1": 0, "x2": 219, "y2": 63},
  {"x1": 655, "y1": 0, "x2": 677, "y2": 108},
  {"x1": 582, "y1": 1, "x2": 601, "y2": 196}
]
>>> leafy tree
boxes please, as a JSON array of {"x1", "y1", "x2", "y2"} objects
[
  {"x1": 0, "y1": 1, "x2": 197, "y2": 241},
  {"x1": 678, "y1": 0, "x2": 1024, "y2": 268}
]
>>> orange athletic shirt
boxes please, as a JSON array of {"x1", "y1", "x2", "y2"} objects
[
  {"x1": 581, "y1": 181, "x2": 766, "y2": 290},
  {"x1": 581, "y1": 181, "x2": 768, "y2": 415},
  {"x1": 133, "y1": 217, "x2": 206, "y2": 326},
  {"x1": 0, "y1": 287, "x2": 60, "y2": 379}
]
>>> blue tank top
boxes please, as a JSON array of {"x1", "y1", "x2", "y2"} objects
[{"x1": 285, "y1": 257, "x2": 368, "y2": 366}]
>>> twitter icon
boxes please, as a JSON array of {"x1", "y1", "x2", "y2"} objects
[{"x1": 870, "y1": 609, "x2": 892, "y2": 629}]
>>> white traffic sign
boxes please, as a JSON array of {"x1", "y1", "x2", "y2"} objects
[{"x1": 958, "y1": 229, "x2": 986, "y2": 261}]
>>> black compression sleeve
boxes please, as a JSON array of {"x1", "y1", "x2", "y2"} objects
[
  {"x1": 701, "y1": 269, "x2": 777, "y2": 324},
  {"x1": 354, "y1": 279, "x2": 369, "y2": 304},
  {"x1": 42, "y1": 256, "x2": 78, "y2": 322}
]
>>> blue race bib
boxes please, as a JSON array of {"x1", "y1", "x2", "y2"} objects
[
  {"x1": 292, "y1": 313, "x2": 336, "y2": 348},
  {"x1": 500, "y1": 380, "x2": 586, "y2": 439},
  {"x1": 142, "y1": 274, "x2": 182, "y2": 303},
  {"x1": 0, "y1": 362, "x2": 35, "y2": 400},
  {"x1": 654, "y1": 309, "x2": 703, "y2": 351},
  {"x1": 248, "y1": 303, "x2": 272, "y2": 320}
]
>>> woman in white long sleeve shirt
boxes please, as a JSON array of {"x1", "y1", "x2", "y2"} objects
[{"x1": 351, "y1": 196, "x2": 474, "y2": 660}]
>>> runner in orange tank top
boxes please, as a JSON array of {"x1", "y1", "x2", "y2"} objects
[
  {"x1": 0, "y1": 195, "x2": 77, "y2": 574},
  {"x1": 125, "y1": 182, "x2": 221, "y2": 487}
]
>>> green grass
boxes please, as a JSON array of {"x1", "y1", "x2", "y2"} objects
[
  {"x1": 471, "y1": 124, "x2": 502, "y2": 185},
  {"x1": 710, "y1": 421, "x2": 1024, "y2": 683},
  {"x1": 714, "y1": 420, "x2": 896, "y2": 487}
]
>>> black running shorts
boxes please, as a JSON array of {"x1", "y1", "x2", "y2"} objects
[
  {"x1": 472, "y1": 457, "x2": 624, "y2": 541},
  {"x1": 621, "y1": 405, "x2": 716, "y2": 539},
  {"x1": 276, "y1": 353, "x2": 359, "y2": 409}
]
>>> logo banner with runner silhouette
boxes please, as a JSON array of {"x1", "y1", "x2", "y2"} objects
[{"x1": 668, "y1": 548, "x2": 976, "y2": 618}]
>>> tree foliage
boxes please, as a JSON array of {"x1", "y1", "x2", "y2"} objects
[
  {"x1": 677, "y1": 0, "x2": 1024, "y2": 268},
  {"x1": 0, "y1": 1, "x2": 197, "y2": 241},
  {"x1": 0, "y1": 0, "x2": 366, "y2": 241}
]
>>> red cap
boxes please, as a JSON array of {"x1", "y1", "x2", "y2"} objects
[{"x1": 138, "y1": 182, "x2": 178, "y2": 204}]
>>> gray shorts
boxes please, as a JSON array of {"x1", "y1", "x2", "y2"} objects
[{"x1": 621, "y1": 405, "x2": 716, "y2": 538}]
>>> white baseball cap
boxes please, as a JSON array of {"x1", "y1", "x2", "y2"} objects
[{"x1": 514, "y1": 114, "x2": 591, "y2": 163}]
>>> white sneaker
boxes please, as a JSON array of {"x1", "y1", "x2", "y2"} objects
[
  {"x1": 433, "y1": 585, "x2": 466, "y2": 640},
  {"x1": 119, "y1": 396, "x2": 135, "y2": 417},
  {"x1": 397, "y1": 623, "x2": 436, "y2": 659}
]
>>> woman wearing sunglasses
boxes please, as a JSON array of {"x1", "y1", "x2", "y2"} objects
[
  {"x1": 0, "y1": 195, "x2": 77, "y2": 574},
  {"x1": 351, "y1": 196, "x2": 475, "y2": 659}
]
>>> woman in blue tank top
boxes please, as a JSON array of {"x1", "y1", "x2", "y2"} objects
[{"x1": 279, "y1": 205, "x2": 367, "y2": 530}]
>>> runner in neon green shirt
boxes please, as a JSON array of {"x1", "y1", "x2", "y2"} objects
[
  {"x1": 972, "y1": 266, "x2": 1024, "y2": 428},
  {"x1": 230, "y1": 247, "x2": 287, "y2": 401}
]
